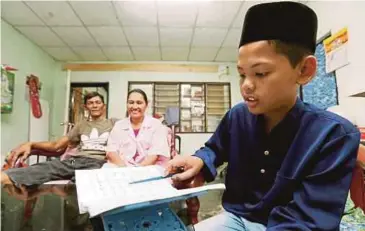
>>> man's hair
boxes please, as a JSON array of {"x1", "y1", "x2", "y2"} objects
[
  {"x1": 268, "y1": 40, "x2": 314, "y2": 68},
  {"x1": 84, "y1": 91, "x2": 105, "y2": 105}
]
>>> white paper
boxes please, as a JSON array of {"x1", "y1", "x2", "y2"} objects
[
  {"x1": 325, "y1": 43, "x2": 349, "y2": 73},
  {"x1": 75, "y1": 166, "x2": 225, "y2": 217}
]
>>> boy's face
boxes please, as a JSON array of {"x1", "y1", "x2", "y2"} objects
[{"x1": 237, "y1": 41, "x2": 314, "y2": 116}]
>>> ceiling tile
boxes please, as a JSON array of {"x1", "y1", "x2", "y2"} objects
[
  {"x1": 114, "y1": 1, "x2": 157, "y2": 26},
  {"x1": 232, "y1": 1, "x2": 262, "y2": 28},
  {"x1": 72, "y1": 47, "x2": 107, "y2": 61},
  {"x1": 1, "y1": 1, "x2": 44, "y2": 26},
  {"x1": 157, "y1": 1, "x2": 197, "y2": 27},
  {"x1": 192, "y1": 28, "x2": 228, "y2": 47},
  {"x1": 88, "y1": 26, "x2": 128, "y2": 46},
  {"x1": 189, "y1": 48, "x2": 218, "y2": 61},
  {"x1": 15, "y1": 26, "x2": 65, "y2": 47},
  {"x1": 160, "y1": 28, "x2": 193, "y2": 47},
  {"x1": 25, "y1": 1, "x2": 82, "y2": 26},
  {"x1": 124, "y1": 27, "x2": 159, "y2": 46},
  {"x1": 132, "y1": 47, "x2": 161, "y2": 61},
  {"x1": 222, "y1": 29, "x2": 241, "y2": 47},
  {"x1": 215, "y1": 48, "x2": 238, "y2": 62},
  {"x1": 162, "y1": 47, "x2": 189, "y2": 61},
  {"x1": 102, "y1": 47, "x2": 134, "y2": 61},
  {"x1": 69, "y1": 1, "x2": 119, "y2": 26},
  {"x1": 52, "y1": 27, "x2": 96, "y2": 47},
  {"x1": 43, "y1": 47, "x2": 79, "y2": 61},
  {"x1": 197, "y1": 1, "x2": 241, "y2": 27}
]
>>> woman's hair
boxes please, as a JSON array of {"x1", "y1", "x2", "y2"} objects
[{"x1": 127, "y1": 89, "x2": 148, "y2": 104}]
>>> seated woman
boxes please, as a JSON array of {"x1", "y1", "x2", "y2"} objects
[{"x1": 105, "y1": 89, "x2": 170, "y2": 167}]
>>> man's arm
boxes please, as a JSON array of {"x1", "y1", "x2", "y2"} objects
[
  {"x1": 8, "y1": 123, "x2": 82, "y2": 165},
  {"x1": 267, "y1": 131, "x2": 360, "y2": 231},
  {"x1": 193, "y1": 112, "x2": 231, "y2": 182},
  {"x1": 30, "y1": 122, "x2": 83, "y2": 152},
  {"x1": 30, "y1": 122, "x2": 82, "y2": 152},
  {"x1": 30, "y1": 136, "x2": 70, "y2": 152},
  {"x1": 9, "y1": 136, "x2": 70, "y2": 166}
]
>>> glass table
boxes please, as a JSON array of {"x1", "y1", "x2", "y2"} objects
[{"x1": 1, "y1": 184, "x2": 193, "y2": 231}]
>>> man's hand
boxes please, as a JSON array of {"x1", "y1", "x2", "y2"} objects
[
  {"x1": 165, "y1": 155, "x2": 204, "y2": 182},
  {"x1": 9, "y1": 142, "x2": 32, "y2": 166}
]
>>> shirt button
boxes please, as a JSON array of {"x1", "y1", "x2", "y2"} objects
[
  {"x1": 264, "y1": 150, "x2": 269, "y2": 156},
  {"x1": 260, "y1": 169, "x2": 265, "y2": 174}
]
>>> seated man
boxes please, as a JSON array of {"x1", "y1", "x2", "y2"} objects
[
  {"x1": 166, "y1": 2, "x2": 360, "y2": 230},
  {"x1": 1, "y1": 91, "x2": 118, "y2": 186}
]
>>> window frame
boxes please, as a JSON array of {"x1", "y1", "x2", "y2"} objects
[{"x1": 128, "y1": 81, "x2": 232, "y2": 134}]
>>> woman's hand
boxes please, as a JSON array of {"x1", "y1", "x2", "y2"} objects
[
  {"x1": 138, "y1": 155, "x2": 158, "y2": 166},
  {"x1": 106, "y1": 152, "x2": 126, "y2": 167}
]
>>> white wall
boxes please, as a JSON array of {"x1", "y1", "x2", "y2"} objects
[
  {"x1": 1, "y1": 20, "x2": 66, "y2": 159},
  {"x1": 71, "y1": 64, "x2": 241, "y2": 154},
  {"x1": 308, "y1": 1, "x2": 365, "y2": 126}
]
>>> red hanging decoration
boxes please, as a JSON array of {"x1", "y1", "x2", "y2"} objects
[{"x1": 26, "y1": 75, "x2": 42, "y2": 118}]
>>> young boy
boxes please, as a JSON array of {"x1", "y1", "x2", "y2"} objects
[{"x1": 166, "y1": 2, "x2": 360, "y2": 230}]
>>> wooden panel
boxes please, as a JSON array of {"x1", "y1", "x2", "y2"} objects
[{"x1": 63, "y1": 63, "x2": 218, "y2": 73}]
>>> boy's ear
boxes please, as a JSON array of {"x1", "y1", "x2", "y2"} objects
[{"x1": 296, "y1": 55, "x2": 317, "y2": 86}]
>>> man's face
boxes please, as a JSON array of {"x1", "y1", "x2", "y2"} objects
[
  {"x1": 85, "y1": 96, "x2": 105, "y2": 118},
  {"x1": 237, "y1": 41, "x2": 299, "y2": 115}
]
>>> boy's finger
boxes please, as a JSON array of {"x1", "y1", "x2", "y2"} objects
[
  {"x1": 164, "y1": 163, "x2": 181, "y2": 176},
  {"x1": 171, "y1": 168, "x2": 196, "y2": 182},
  {"x1": 164, "y1": 158, "x2": 183, "y2": 175}
]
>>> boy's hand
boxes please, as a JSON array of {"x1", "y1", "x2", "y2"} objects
[{"x1": 165, "y1": 155, "x2": 204, "y2": 182}]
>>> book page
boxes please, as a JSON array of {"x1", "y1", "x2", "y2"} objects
[
  {"x1": 75, "y1": 166, "x2": 175, "y2": 214},
  {"x1": 75, "y1": 166, "x2": 226, "y2": 217}
]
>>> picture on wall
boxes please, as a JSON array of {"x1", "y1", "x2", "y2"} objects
[
  {"x1": 1, "y1": 66, "x2": 15, "y2": 114},
  {"x1": 323, "y1": 28, "x2": 349, "y2": 73},
  {"x1": 301, "y1": 41, "x2": 338, "y2": 109}
]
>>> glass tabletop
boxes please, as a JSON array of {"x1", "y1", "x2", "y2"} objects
[
  {"x1": 1, "y1": 184, "x2": 193, "y2": 231},
  {"x1": 1, "y1": 184, "x2": 103, "y2": 231}
]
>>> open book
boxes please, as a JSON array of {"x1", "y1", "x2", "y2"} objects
[{"x1": 75, "y1": 165, "x2": 225, "y2": 217}]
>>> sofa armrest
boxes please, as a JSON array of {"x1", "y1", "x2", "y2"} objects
[{"x1": 29, "y1": 148, "x2": 65, "y2": 158}]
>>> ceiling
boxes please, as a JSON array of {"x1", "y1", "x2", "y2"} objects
[{"x1": 1, "y1": 0, "x2": 307, "y2": 62}]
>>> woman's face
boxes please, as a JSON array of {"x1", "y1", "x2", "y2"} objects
[{"x1": 127, "y1": 92, "x2": 147, "y2": 120}]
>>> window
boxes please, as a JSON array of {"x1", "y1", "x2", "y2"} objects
[{"x1": 128, "y1": 82, "x2": 231, "y2": 133}]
